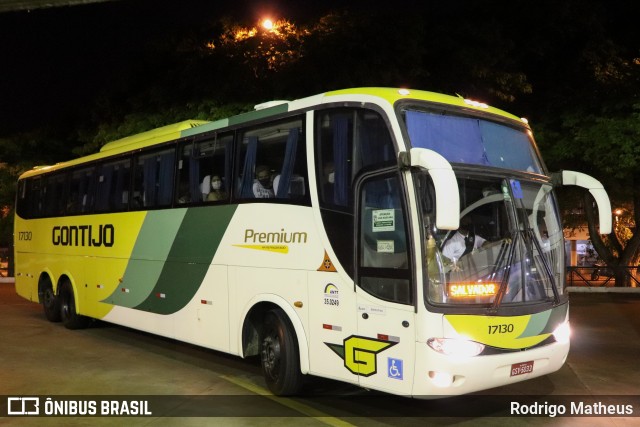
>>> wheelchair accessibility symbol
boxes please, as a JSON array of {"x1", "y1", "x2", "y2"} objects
[{"x1": 388, "y1": 357, "x2": 403, "y2": 380}]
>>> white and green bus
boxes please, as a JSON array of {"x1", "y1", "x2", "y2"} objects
[{"x1": 14, "y1": 88, "x2": 611, "y2": 397}]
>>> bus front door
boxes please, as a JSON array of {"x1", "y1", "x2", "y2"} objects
[{"x1": 355, "y1": 173, "x2": 416, "y2": 395}]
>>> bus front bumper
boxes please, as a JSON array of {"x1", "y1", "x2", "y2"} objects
[{"x1": 411, "y1": 339, "x2": 570, "y2": 397}]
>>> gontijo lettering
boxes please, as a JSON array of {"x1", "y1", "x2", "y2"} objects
[{"x1": 52, "y1": 224, "x2": 114, "y2": 247}]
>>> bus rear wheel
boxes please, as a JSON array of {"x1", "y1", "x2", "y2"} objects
[
  {"x1": 59, "y1": 280, "x2": 90, "y2": 330},
  {"x1": 42, "y1": 281, "x2": 61, "y2": 322},
  {"x1": 259, "y1": 309, "x2": 303, "y2": 396}
]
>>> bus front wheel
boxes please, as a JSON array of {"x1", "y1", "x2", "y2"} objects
[
  {"x1": 59, "y1": 280, "x2": 90, "y2": 330},
  {"x1": 259, "y1": 309, "x2": 303, "y2": 396}
]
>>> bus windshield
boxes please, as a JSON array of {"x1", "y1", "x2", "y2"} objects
[
  {"x1": 402, "y1": 107, "x2": 543, "y2": 174},
  {"x1": 416, "y1": 172, "x2": 565, "y2": 309}
]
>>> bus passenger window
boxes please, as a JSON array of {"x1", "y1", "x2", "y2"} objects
[
  {"x1": 314, "y1": 107, "x2": 397, "y2": 280},
  {"x1": 67, "y1": 167, "x2": 96, "y2": 214},
  {"x1": 177, "y1": 134, "x2": 232, "y2": 204},
  {"x1": 42, "y1": 174, "x2": 67, "y2": 217},
  {"x1": 95, "y1": 158, "x2": 131, "y2": 213},
  {"x1": 236, "y1": 117, "x2": 307, "y2": 203},
  {"x1": 133, "y1": 148, "x2": 175, "y2": 209},
  {"x1": 21, "y1": 177, "x2": 42, "y2": 218},
  {"x1": 315, "y1": 108, "x2": 395, "y2": 208}
]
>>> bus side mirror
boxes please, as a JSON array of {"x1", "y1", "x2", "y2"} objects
[
  {"x1": 552, "y1": 170, "x2": 612, "y2": 235},
  {"x1": 400, "y1": 148, "x2": 460, "y2": 230}
]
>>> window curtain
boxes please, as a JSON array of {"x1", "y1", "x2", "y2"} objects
[
  {"x1": 114, "y1": 165, "x2": 129, "y2": 210},
  {"x1": 359, "y1": 116, "x2": 392, "y2": 167},
  {"x1": 143, "y1": 156, "x2": 157, "y2": 207},
  {"x1": 479, "y1": 121, "x2": 541, "y2": 173},
  {"x1": 84, "y1": 171, "x2": 96, "y2": 212},
  {"x1": 332, "y1": 116, "x2": 349, "y2": 206},
  {"x1": 157, "y1": 151, "x2": 175, "y2": 206},
  {"x1": 189, "y1": 146, "x2": 200, "y2": 202},
  {"x1": 239, "y1": 136, "x2": 258, "y2": 198},
  {"x1": 96, "y1": 165, "x2": 114, "y2": 211},
  {"x1": 276, "y1": 129, "x2": 299, "y2": 198},
  {"x1": 405, "y1": 110, "x2": 489, "y2": 165},
  {"x1": 224, "y1": 139, "x2": 232, "y2": 193}
]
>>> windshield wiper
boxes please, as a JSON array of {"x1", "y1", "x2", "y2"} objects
[
  {"x1": 490, "y1": 231, "x2": 517, "y2": 311},
  {"x1": 526, "y1": 228, "x2": 559, "y2": 302}
]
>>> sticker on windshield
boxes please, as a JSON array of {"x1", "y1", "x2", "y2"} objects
[
  {"x1": 510, "y1": 179, "x2": 523, "y2": 199},
  {"x1": 377, "y1": 240, "x2": 394, "y2": 253},
  {"x1": 372, "y1": 209, "x2": 395, "y2": 232}
]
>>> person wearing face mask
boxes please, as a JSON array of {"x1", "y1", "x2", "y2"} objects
[
  {"x1": 442, "y1": 216, "x2": 487, "y2": 269},
  {"x1": 207, "y1": 175, "x2": 227, "y2": 201},
  {"x1": 253, "y1": 165, "x2": 274, "y2": 198}
]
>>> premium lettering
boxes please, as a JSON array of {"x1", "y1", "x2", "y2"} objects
[
  {"x1": 244, "y1": 228, "x2": 308, "y2": 244},
  {"x1": 52, "y1": 224, "x2": 115, "y2": 247}
]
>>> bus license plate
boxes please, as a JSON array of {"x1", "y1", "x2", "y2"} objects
[{"x1": 510, "y1": 361, "x2": 534, "y2": 377}]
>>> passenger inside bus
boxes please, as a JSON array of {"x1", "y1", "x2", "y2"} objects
[
  {"x1": 253, "y1": 165, "x2": 275, "y2": 198},
  {"x1": 442, "y1": 216, "x2": 487, "y2": 265},
  {"x1": 206, "y1": 175, "x2": 227, "y2": 201},
  {"x1": 200, "y1": 175, "x2": 211, "y2": 201}
]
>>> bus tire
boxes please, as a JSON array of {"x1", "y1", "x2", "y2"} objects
[
  {"x1": 42, "y1": 281, "x2": 61, "y2": 323},
  {"x1": 259, "y1": 309, "x2": 303, "y2": 396},
  {"x1": 59, "y1": 280, "x2": 90, "y2": 330}
]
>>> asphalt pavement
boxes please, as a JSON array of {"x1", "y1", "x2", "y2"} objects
[{"x1": 1, "y1": 279, "x2": 638, "y2": 426}]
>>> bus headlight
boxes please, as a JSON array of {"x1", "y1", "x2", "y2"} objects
[
  {"x1": 427, "y1": 337, "x2": 484, "y2": 357},
  {"x1": 552, "y1": 321, "x2": 571, "y2": 344}
]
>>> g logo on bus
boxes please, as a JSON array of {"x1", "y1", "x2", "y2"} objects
[{"x1": 325, "y1": 335, "x2": 397, "y2": 377}]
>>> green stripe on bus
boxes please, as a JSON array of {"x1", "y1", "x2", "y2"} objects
[
  {"x1": 518, "y1": 303, "x2": 568, "y2": 338},
  {"x1": 103, "y1": 209, "x2": 188, "y2": 308},
  {"x1": 134, "y1": 204, "x2": 237, "y2": 314}
]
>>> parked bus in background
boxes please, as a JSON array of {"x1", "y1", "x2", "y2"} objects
[{"x1": 14, "y1": 88, "x2": 612, "y2": 397}]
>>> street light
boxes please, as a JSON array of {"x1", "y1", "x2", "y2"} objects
[
  {"x1": 614, "y1": 208, "x2": 623, "y2": 225},
  {"x1": 262, "y1": 19, "x2": 274, "y2": 30}
]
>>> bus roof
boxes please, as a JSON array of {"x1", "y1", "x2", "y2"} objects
[
  {"x1": 181, "y1": 88, "x2": 524, "y2": 137},
  {"x1": 18, "y1": 88, "x2": 525, "y2": 179},
  {"x1": 99, "y1": 120, "x2": 210, "y2": 153}
]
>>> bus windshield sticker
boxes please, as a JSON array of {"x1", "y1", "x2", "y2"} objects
[
  {"x1": 510, "y1": 179, "x2": 523, "y2": 199},
  {"x1": 377, "y1": 240, "x2": 394, "y2": 253},
  {"x1": 372, "y1": 209, "x2": 395, "y2": 232}
]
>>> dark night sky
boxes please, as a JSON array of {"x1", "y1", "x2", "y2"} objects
[
  {"x1": 0, "y1": 0, "x2": 638, "y2": 141},
  {"x1": 0, "y1": 0, "x2": 334, "y2": 136}
]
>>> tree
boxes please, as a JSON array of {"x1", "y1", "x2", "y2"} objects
[
  {"x1": 557, "y1": 107, "x2": 640, "y2": 286},
  {"x1": 507, "y1": 0, "x2": 640, "y2": 286}
]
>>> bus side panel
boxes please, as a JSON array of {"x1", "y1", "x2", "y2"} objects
[
  {"x1": 306, "y1": 270, "x2": 359, "y2": 386},
  {"x1": 232, "y1": 266, "x2": 309, "y2": 354},
  {"x1": 101, "y1": 263, "x2": 230, "y2": 353},
  {"x1": 172, "y1": 265, "x2": 230, "y2": 352},
  {"x1": 14, "y1": 215, "x2": 48, "y2": 302},
  {"x1": 218, "y1": 204, "x2": 322, "y2": 362}
]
